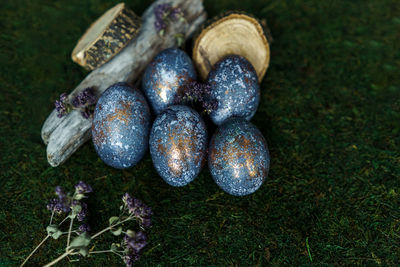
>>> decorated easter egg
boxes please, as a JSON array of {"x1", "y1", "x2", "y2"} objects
[
  {"x1": 208, "y1": 118, "x2": 269, "y2": 196},
  {"x1": 207, "y1": 55, "x2": 260, "y2": 125},
  {"x1": 149, "y1": 105, "x2": 207, "y2": 186},
  {"x1": 142, "y1": 48, "x2": 197, "y2": 115},
  {"x1": 92, "y1": 82, "x2": 151, "y2": 169}
]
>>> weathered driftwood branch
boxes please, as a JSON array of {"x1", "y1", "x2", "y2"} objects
[{"x1": 41, "y1": 0, "x2": 206, "y2": 167}]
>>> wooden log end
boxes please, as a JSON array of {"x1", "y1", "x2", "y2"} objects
[
  {"x1": 193, "y1": 11, "x2": 272, "y2": 82},
  {"x1": 71, "y1": 3, "x2": 141, "y2": 70}
]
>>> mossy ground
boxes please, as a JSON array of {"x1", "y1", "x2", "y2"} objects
[{"x1": 1, "y1": 0, "x2": 399, "y2": 266}]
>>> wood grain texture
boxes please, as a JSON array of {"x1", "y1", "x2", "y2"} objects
[
  {"x1": 41, "y1": 0, "x2": 207, "y2": 167},
  {"x1": 193, "y1": 12, "x2": 271, "y2": 82},
  {"x1": 72, "y1": 3, "x2": 141, "y2": 70}
]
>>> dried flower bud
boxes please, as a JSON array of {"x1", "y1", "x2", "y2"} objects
[
  {"x1": 154, "y1": 3, "x2": 184, "y2": 35},
  {"x1": 74, "y1": 181, "x2": 93, "y2": 194},
  {"x1": 78, "y1": 223, "x2": 91, "y2": 233},
  {"x1": 175, "y1": 81, "x2": 218, "y2": 114},
  {"x1": 54, "y1": 87, "x2": 96, "y2": 119}
]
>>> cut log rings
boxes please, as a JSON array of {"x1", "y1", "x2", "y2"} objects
[
  {"x1": 71, "y1": 3, "x2": 141, "y2": 70},
  {"x1": 193, "y1": 12, "x2": 272, "y2": 82}
]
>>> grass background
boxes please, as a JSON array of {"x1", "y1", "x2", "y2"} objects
[{"x1": 1, "y1": 0, "x2": 400, "y2": 266}]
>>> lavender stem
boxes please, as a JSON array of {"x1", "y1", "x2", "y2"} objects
[
  {"x1": 66, "y1": 218, "x2": 74, "y2": 248},
  {"x1": 91, "y1": 217, "x2": 132, "y2": 239},
  {"x1": 20, "y1": 235, "x2": 50, "y2": 267},
  {"x1": 90, "y1": 250, "x2": 124, "y2": 258},
  {"x1": 43, "y1": 249, "x2": 77, "y2": 267}
]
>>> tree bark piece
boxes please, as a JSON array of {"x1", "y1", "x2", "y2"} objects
[
  {"x1": 41, "y1": 0, "x2": 206, "y2": 167},
  {"x1": 193, "y1": 12, "x2": 271, "y2": 82},
  {"x1": 71, "y1": 3, "x2": 141, "y2": 71}
]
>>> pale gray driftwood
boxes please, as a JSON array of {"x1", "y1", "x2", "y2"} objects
[{"x1": 41, "y1": 0, "x2": 207, "y2": 167}]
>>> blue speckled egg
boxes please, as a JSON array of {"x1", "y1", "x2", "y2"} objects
[
  {"x1": 92, "y1": 82, "x2": 151, "y2": 169},
  {"x1": 207, "y1": 55, "x2": 260, "y2": 125},
  {"x1": 208, "y1": 118, "x2": 269, "y2": 196},
  {"x1": 142, "y1": 48, "x2": 197, "y2": 115},
  {"x1": 149, "y1": 105, "x2": 207, "y2": 186}
]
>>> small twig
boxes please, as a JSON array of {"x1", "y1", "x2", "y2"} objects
[
  {"x1": 94, "y1": 175, "x2": 107, "y2": 181},
  {"x1": 43, "y1": 250, "x2": 76, "y2": 267},
  {"x1": 20, "y1": 235, "x2": 50, "y2": 267},
  {"x1": 143, "y1": 243, "x2": 161, "y2": 255}
]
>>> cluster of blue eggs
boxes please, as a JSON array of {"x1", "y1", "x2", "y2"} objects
[{"x1": 91, "y1": 48, "x2": 270, "y2": 196}]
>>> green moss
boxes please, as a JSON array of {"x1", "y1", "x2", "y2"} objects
[{"x1": 0, "y1": 0, "x2": 399, "y2": 265}]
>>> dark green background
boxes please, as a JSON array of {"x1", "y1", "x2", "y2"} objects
[{"x1": 1, "y1": 0, "x2": 399, "y2": 266}]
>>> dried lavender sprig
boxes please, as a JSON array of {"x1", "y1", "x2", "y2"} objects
[
  {"x1": 75, "y1": 181, "x2": 93, "y2": 194},
  {"x1": 76, "y1": 202, "x2": 88, "y2": 222},
  {"x1": 78, "y1": 223, "x2": 91, "y2": 233},
  {"x1": 22, "y1": 181, "x2": 94, "y2": 267},
  {"x1": 122, "y1": 193, "x2": 153, "y2": 228},
  {"x1": 175, "y1": 81, "x2": 218, "y2": 114},
  {"x1": 24, "y1": 185, "x2": 152, "y2": 267},
  {"x1": 122, "y1": 231, "x2": 147, "y2": 266},
  {"x1": 55, "y1": 93, "x2": 71, "y2": 118},
  {"x1": 154, "y1": 3, "x2": 184, "y2": 35},
  {"x1": 71, "y1": 87, "x2": 96, "y2": 108},
  {"x1": 55, "y1": 87, "x2": 96, "y2": 119}
]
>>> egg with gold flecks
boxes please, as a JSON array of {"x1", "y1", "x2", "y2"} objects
[
  {"x1": 149, "y1": 105, "x2": 207, "y2": 186},
  {"x1": 207, "y1": 55, "x2": 260, "y2": 125},
  {"x1": 92, "y1": 82, "x2": 151, "y2": 169},
  {"x1": 142, "y1": 48, "x2": 197, "y2": 115},
  {"x1": 208, "y1": 118, "x2": 270, "y2": 196}
]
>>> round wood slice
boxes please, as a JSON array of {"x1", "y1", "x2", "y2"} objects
[
  {"x1": 193, "y1": 12, "x2": 271, "y2": 82},
  {"x1": 71, "y1": 3, "x2": 141, "y2": 70}
]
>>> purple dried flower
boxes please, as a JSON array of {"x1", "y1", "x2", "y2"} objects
[
  {"x1": 170, "y1": 7, "x2": 183, "y2": 20},
  {"x1": 154, "y1": 3, "x2": 183, "y2": 34},
  {"x1": 123, "y1": 254, "x2": 139, "y2": 267},
  {"x1": 202, "y1": 98, "x2": 219, "y2": 114},
  {"x1": 76, "y1": 202, "x2": 88, "y2": 222},
  {"x1": 176, "y1": 81, "x2": 218, "y2": 113},
  {"x1": 55, "y1": 93, "x2": 69, "y2": 118},
  {"x1": 47, "y1": 198, "x2": 71, "y2": 214},
  {"x1": 60, "y1": 93, "x2": 68, "y2": 102},
  {"x1": 47, "y1": 184, "x2": 74, "y2": 214},
  {"x1": 123, "y1": 193, "x2": 136, "y2": 213},
  {"x1": 124, "y1": 231, "x2": 147, "y2": 253},
  {"x1": 141, "y1": 218, "x2": 152, "y2": 228},
  {"x1": 56, "y1": 88, "x2": 96, "y2": 119},
  {"x1": 135, "y1": 231, "x2": 146, "y2": 240},
  {"x1": 122, "y1": 193, "x2": 132, "y2": 206},
  {"x1": 46, "y1": 198, "x2": 58, "y2": 211},
  {"x1": 80, "y1": 106, "x2": 94, "y2": 119},
  {"x1": 72, "y1": 87, "x2": 96, "y2": 108},
  {"x1": 55, "y1": 186, "x2": 66, "y2": 198},
  {"x1": 155, "y1": 3, "x2": 171, "y2": 19},
  {"x1": 122, "y1": 193, "x2": 152, "y2": 228},
  {"x1": 154, "y1": 20, "x2": 165, "y2": 32},
  {"x1": 78, "y1": 223, "x2": 91, "y2": 233},
  {"x1": 83, "y1": 87, "x2": 96, "y2": 105},
  {"x1": 74, "y1": 181, "x2": 93, "y2": 194},
  {"x1": 71, "y1": 88, "x2": 96, "y2": 119},
  {"x1": 70, "y1": 98, "x2": 79, "y2": 108}
]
